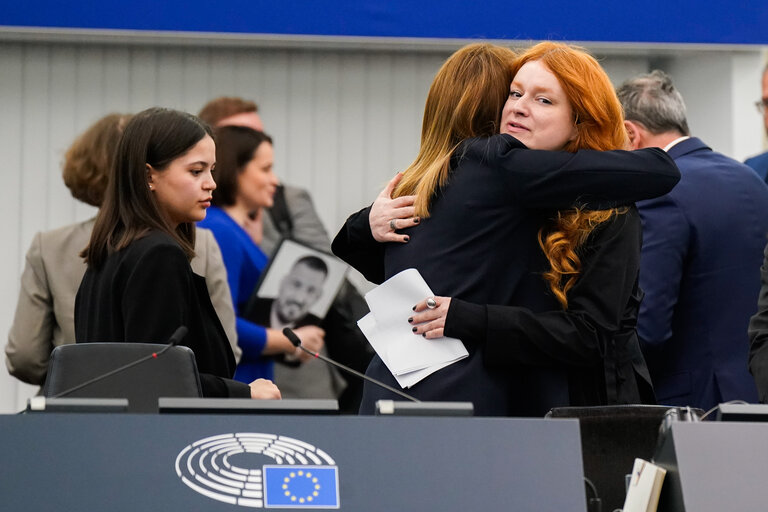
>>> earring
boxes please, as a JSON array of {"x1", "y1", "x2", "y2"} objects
[{"x1": 148, "y1": 184, "x2": 153, "y2": 191}]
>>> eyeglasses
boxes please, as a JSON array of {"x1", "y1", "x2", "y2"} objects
[{"x1": 755, "y1": 99, "x2": 768, "y2": 114}]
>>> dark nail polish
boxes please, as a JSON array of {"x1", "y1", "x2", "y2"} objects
[
  {"x1": 412, "y1": 327, "x2": 417, "y2": 332},
  {"x1": 404, "y1": 236, "x2": 410, "y2": 242},
  {"x1": 412, "y1": 305, "x2": 416, "y2": 311},
  {"x1": 413, "y1": 217, "x2": 420, "y2": 223},
  {"x1": 422, "y1": 333, "x2": 426, "y2": 337},
  {"x1": 407, "y1": 317, "x2": 413, "y2": 323}
]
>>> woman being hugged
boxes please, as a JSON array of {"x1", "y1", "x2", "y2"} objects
[{"x1": 75, "y1": 107, "x2": 279, "y2": 399}]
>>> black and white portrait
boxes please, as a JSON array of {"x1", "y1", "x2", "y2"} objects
[{"x1": 245, "y1": 239, "x2": 347, "y2": 329}]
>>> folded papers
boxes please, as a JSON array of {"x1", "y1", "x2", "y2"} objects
[{"x1": 357, "y1": 268, "x2": 468, "y2": 388}]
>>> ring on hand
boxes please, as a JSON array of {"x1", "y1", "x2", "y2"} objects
[
  {"x1": 389, "y1": 219, "x2": 397, "y2": 231},
  {"x1": 426, "y1": 297, "x2": 438, "y2": 309}
]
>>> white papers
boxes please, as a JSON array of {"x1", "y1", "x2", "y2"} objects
[{"x1": 357, "y1": 268, "x2": 468, "y2": 388}]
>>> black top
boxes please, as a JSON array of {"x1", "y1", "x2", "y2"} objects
[
  {"x1": 447, "y1": 207, "x2": 655, "y2": 415},
  {"x1": 333, "y1": 134, "x2": 679, "y2": 416},
  {"x1": 75, "y1": 230, "x2": 250, "y2": 398}
]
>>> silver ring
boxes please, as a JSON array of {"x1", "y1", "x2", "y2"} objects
[
  {"x1": 426, "y1": 297, "x2": 438, "y2": 309},
  {"x1": 389, "y1": 219, "x2": 397, "y2": 231}
]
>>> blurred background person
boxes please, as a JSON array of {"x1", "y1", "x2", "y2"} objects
[
  {"x1": 618, "y1": 70, "x2": 768, "y2": 410},
  {"x1": 745, "y1": 64, "x2": 768, "y2": 181},
  {"x1": 198, "y1": 97, "x2": 330, "y2": 254},
  {"x1": 5, "y1": 113, "x2": 240, "y2": 389},
  {"x1": 198, "y1": 125, "x2": 327, "y2": 386},
  {"x1": 75, "y1": 107, "x2": 278, "y2": 399},
  {"x1": 199, "y1": 97, "x2": 371, "y2": 410}
]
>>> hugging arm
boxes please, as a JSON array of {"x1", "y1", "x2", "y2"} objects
[
  {"x1": 413, "y1": 208, "x2": 643, "y2": 369},
  {"x1": 483, "y1": 134, "x2": 680, "y2": 209}
]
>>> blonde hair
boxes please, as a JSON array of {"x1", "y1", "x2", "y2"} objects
[
  {"x1": 511, "y1": 42, "x2": 629, "y2": 308},
  {"x1": 393, "y1": 43, "x2": 516, "y2": 216}
]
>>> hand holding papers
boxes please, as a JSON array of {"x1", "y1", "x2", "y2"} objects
[{"x1": 357, "y1": 268, "x2": 469, "y2": 388}]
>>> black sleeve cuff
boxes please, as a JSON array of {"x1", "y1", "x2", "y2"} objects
[
  {"x1": 200, "y1": 374, "x2": 252, "y2": 398},
  {"x1": 444, "y1": 298, "x2": 487, "y2": 347}
]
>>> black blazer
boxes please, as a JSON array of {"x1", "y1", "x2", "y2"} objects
[
  {"x1": 333, "y1": 134, "x2": 679, "y2": 415},
  {"x1": 75, "y1": 230, "x2": 250, "y2": 398}
]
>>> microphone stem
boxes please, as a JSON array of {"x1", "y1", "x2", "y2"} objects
[{"x1": 297, "y1": 346, "x2": 420, "y2": 403}]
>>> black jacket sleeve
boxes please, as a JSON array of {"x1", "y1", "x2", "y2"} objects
[
  {"x1": 444, "y1": 207, "x2": 643, "y2": 368},
  {"x1": 122, "y1": 242, "x2": 250, "y2": 398},
  {"x1": 331, "y1": 205, "x2": 386, "y2": 284},
  {"x1": 749, "y1": 243, "x2": 768, "y2": 403},
  {"x1": 475, "y1": 134, "x2": 680, "y2": 209},
  {"x1": 200, "y1": 375, "x2": 251, "y2": 398}
]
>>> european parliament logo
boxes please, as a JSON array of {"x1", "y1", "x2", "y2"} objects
[{"x1": 175, "y1": 433, "x2": 340, "y2": 509}]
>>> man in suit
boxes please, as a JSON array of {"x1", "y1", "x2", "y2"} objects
[
  {"x1": 744, "y1": 64, "x2": 768, "y2": 181},
  {"x1": 617, "y1": 70, "x2": 768, "y2": 410},
  {"x1": 197, "y1": 97, "x2": 332, "y2": 255}
]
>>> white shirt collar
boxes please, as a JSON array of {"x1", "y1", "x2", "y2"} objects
[{"x1": 663, "y1": 136, "x2": 690, "y2": 152}]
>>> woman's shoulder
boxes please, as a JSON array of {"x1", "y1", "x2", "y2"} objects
[
  {"x1": 458, "y1": 134, "x2": 527, "y2": 161},
  {"x1": 125, "y1": 230, "x2": 187, "y2": 263}
]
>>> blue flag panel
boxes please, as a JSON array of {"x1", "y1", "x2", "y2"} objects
[{"x1": 264, "y1": 465, "x2": 339, "y2": 508}]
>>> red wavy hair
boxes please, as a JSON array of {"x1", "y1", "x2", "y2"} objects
[{"x1": 511, "y1": 42, "x2": 629, "y2": 308}]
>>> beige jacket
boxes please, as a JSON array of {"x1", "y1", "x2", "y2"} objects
[{"x1": 5, "y1": 219, "x2": 240, "y2": 386}]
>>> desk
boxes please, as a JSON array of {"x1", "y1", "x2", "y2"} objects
[
  {"x1": 655, "y1": 421, "x2": 768, "y2": 511},
  {"x1": 0, "y1": 413, "x2": 585, "y2": 511}
]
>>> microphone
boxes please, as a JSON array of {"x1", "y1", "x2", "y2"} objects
[
  {"x1": 52, "y1": 326, "x2": 189, "y2": 399},
  {"x1": 283, "y1": 327, "x2": 420, "y2": 403}
]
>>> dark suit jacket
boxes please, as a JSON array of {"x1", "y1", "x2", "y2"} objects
[
  {"x1": 744, "y1": 150, "x2": 768, "y2": 182},
  {"x1": 639, "y1": 137, "x2": 768, "y2": 409},
  {"x1": 749, "y1": 243, "x2": 768, "y2": 402},
  {"x1": 75, "y1": 231, "x2": 249, "y2": 398},
  {"x1": 333, "y1": 134, "x2": 679, "y2": 415}
]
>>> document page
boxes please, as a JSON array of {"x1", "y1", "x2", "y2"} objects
[{"x1": 357, "y1": 268, "x2": 468, "y2": 388}]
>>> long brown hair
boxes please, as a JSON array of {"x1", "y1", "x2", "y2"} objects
[
  {"x1": 82, "y1": 107, "x2": 213, "y2": 268},
  {"x1": 511, "y1": 42, "x2": 629, "y2": 308},
  {"x1": 393, "y1": 43, "x2": 516, "y2": 216}
]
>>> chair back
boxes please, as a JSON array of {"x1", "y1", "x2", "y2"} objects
[{"x1": 43, "y1": 343, "x2": 203, "y2": 413}]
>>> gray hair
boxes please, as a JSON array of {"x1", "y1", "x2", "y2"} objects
[{"x1": 616, "y1": 70, "x2": 690, "y2": 136}]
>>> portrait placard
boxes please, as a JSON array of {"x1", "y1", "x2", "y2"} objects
[{"x1": 244, "y1": 239, "x2": 347, "y2": 328}]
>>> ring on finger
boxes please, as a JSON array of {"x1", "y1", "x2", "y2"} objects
[
  {"x1": 389, "y1": 219, "x2": 397, "y2": 231},
  {"x1": 426, "y1": 297, "x2": 438, "y2": 309}
]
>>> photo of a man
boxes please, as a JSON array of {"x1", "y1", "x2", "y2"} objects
[
  {"x1": 245, "y1": 239, "x2": 347, "y2": 329},
  {"x1": 251, "y1": 256, "x2": 329, "y2": 329}
]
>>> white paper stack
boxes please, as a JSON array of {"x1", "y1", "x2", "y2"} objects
[{"x1": 357, "y1": 268, "x2": 469, "y2": 388}]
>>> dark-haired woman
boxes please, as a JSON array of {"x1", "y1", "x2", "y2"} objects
[
  {"x1": 198, "y1": 126, "x2": 325, "y2": 383},
  {"x1": 75, "y1": 107, "x2": 280, "y2": 399}
]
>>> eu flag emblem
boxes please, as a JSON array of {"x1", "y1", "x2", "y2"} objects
[{"x1": 263, "y1": 465, "x2": 340, "y2": 508}]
